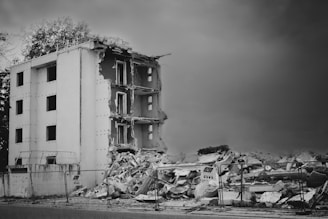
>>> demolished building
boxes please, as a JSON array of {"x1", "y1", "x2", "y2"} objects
[
  {"x1": 70, "y1": 145, "x2": 328, "y2": 214},
  {"x1": 5, "y1": 39, "x2": 167, "y2": 196}
]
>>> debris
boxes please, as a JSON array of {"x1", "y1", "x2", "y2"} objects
[
  {"x1": 248, "y1": 183, "x2": 276, "y2": 193},
  {"x1": 307, "y1": 171, "x2": 328, "y2": 188},
  {"x1": 135, "y1": 194, "x2": 162, "y2": 202},
  {"x1": 70, "y1": 186, "x2": 88, "y2": 197},
  {"x1": 69, "y1": 145, "x2": 328, "y2": 214},
  {"x1": 198, "y1": 154, "x2": 221, "y2": 164},
  {"x1": 194, "y1": 181, "x2": 218, "y2": 199},
  {"x1": 288, "y1": 189, "x2": 316, "y2": 203},
  {"x1": 221, "y1": 191, "x2": 240, "y2": 205},
  {"x1": 259, "y1": 192, "x2": 282, "y2": 204}
]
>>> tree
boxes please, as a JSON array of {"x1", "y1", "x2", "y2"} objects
[
  {"x1": 0, "y1": 69, "x2": 9, "y2": 172},
  {"x1": 0, "y1": 32, "x2": 9, "y2": 57},
  {"x1": 22, "y1": 17, "x2": 91, "y2": 60},
  {"x1": 0, "y1": 32, "x2": 10, "y2": 172}
]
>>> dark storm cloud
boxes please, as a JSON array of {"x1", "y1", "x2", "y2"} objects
[
  {"x1": 1, "y1": 0, "x2": 328, "y2": 154},
  {"x1": 162, "y1": 0, "x2": 328, "y2": 153},
  {"x1": 246, "y1": 0, "x2": 328, "y2": 44},
  {"x1": 230, "y1": 0, "x2": 328, "y2": 152}
]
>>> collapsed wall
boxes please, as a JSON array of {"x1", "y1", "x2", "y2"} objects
[
  {"x1": 96, "y1": 41, "x2": 167, "y2": 153},
  {"x1": 72, "y1": 144, "x2": 328, "y2": 210}
]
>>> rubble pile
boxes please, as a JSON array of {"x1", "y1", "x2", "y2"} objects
[
  {"x1": 72, "y1": 148, "x2": 166, "y2": 199},
  {"x1": 71, "y1": 145, "x2": 328, "y2": 210}
]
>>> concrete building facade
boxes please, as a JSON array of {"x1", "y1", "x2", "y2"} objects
[{"x1": 6, "y1": 40, "x2": 167, "y2": 195}]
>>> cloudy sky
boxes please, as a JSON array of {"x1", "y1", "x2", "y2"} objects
[{"x1": 1, "y1": 0, "x2": 328, "y2": 154}]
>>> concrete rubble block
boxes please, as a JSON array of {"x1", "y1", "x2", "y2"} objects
[
  {"x1": 135, "y1": 194, "x2": 163, "y2": 202},
  {"x1": 194, "y1": 181, "x2": 218, "y2": 199},
  {"x1": 248, "y1": 183, "x2": 276, "y2": 193},
  {"x1": 169, "y1": 185, "x2": 189, "y2": 195},
  {"x1": 259, "y1": 192, "x2": 282, "y2": 204},
  {"x1": 139, "y1": 169, "x2": 157, "y2": 195},
  {"x1": 273, "y1": 180, "x2": 285, "y2": 192},
  {"x1": 296, "y1": 151, "x2": 317, "y2": 164},
  {"x1": 277, "y1": 197, "x2": 289, "y2": 205},
  {"x1": 307, "y1": 171, "x2": 328, "y2": 188},
  {"x1": 288, "y1": 189, "x2": 316, "y2": 203},
  {"x1": 95, "y1": 185, "x2": 109, "y2": 198},
  {"x1": 309, "y1": 180, "x2": 328, "y2": 208},
  {"x1": 198, "y1": 153, "x2": 221, "y2": 164},
  {"x1": 215, "y1": 153, "x2": 234, "y2": 167},
  {"x1": 70, "y1": 186, "x2": 88, "y2": 197},
  {"x1": 176, "y1": 179, "x2": 187, "y2": 186},
  {"x1": 108, "y1": 178, "x2": 128, "y2": 193},
  {"x1": 222, "y1": 191, "x2": 240, "y2": 205},
  {"x1": 285, "y1": 189, "x2": 315, "y2": 209},
  {"x1": 245, "y1": 156, "x2": 262, "y2": 165},
  {"x1": 174, "y1": 169, "x2": 190, "y2": 177}
]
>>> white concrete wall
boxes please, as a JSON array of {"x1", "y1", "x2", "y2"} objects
[
  {"x1": 30, "y1": 164, "x2": 79, "y2": 196},
  {"x1": 29, "y1": 68, "x2": 38, "y2": 157},
  {"x1": 9, "y1": 63, "x2": 32, "y2": 165},
  {"x1": 9, "y1": 173, "x2": 31, "y2": 197},
  {"x1": 57, "y1": 50, "x2": 81, "y2": 161},
  {"x1": 9, "y1": 51, "x2": 81, "y2": 165},
  {"x1": 2, "y1": 164, "x2": 79, "y2": 197},
  {"x1": 8, "y1": 46, "x2": 110, "y2": 194},
  {"x1": 95, "y1": 55, "x2": 111, "y2": 173},
  {"x1": 33, "y1": 65, "x2": 57, "y2": 155},
  {"x1": 80, "y1": 48, "x2": 111, "y2": 185},
  {"x1": 79, "y1": 48, "x2": 97, "y2": 186}
]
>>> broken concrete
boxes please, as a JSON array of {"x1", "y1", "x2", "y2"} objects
[{"x1": 70, "y1": 144, "x2": 328, "y2": 213}]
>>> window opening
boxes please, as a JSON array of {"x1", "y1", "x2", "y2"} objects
[
  {"x1": 148, "y1": 124, "x2": 153, "y2": 140},
  {"x1": 47, "y1": 125, "x2": 56, "y2": 141},
  {"x1": 148, "y1": 95, "x2": 153, "y2": 111},
  {"x1": 116, "y1": 61, "x2": 126, "y2": 85},
  {"x1": 46, "y1": 156, "x2": 56, "y2": 164},
  {"x1": 47, "y1": 95, "x2": 56, "y2": 111},
  {"x1": 117, "y1": 124, "x2": 127, "y2": 144},
  {"x1": 116, "y1": 92, "x2": 127, "y2": 115},
  {"x1": 47, "y1": 65, "x2": 57, "y2": 82},
  {"x1": 16, "y1": 128, "x2": 22, "y2": 143},
  {"x1": 16, "y1": 100, "x2": 23, "y2": 114},
  {"x1": 17, "y1": 72, "x2": 23, "y2": 86},
  {"x1": 147, "y1": 67, "x2": 152, "y2": 82},
  {"x1": 15, "y1": 158, "x2": 22, "y2": 165}
]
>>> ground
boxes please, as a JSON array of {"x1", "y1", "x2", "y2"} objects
[{"x1": 1, "y1": 196, "x2": 327, "y2": 218}]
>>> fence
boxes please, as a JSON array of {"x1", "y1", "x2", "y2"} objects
[{"x1": 0, "y1": 160, "x2": 327, "y2": 215}]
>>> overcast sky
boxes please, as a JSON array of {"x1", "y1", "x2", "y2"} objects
[{"x1": 1, "y1": 0, "x2": 328, "y2": 154}]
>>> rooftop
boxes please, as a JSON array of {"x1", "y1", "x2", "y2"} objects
[{"x1": 10, "y1": 38, "x2": 160, "y2": 69}]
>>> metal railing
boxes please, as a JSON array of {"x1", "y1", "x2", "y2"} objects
[{"x1": 16, "y1": 150, "x2": 78, "y2": 165}]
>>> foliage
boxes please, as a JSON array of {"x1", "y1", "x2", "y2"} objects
[
  {"x1": 0, "y1": 70, "x2": 9, "y2": 172},
  {"x1": 0, "y1": 32, "x2": 9, "y2": 59},
  {"x1": 22, "y1": 17, "x2": 91, "y2": 60}
]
